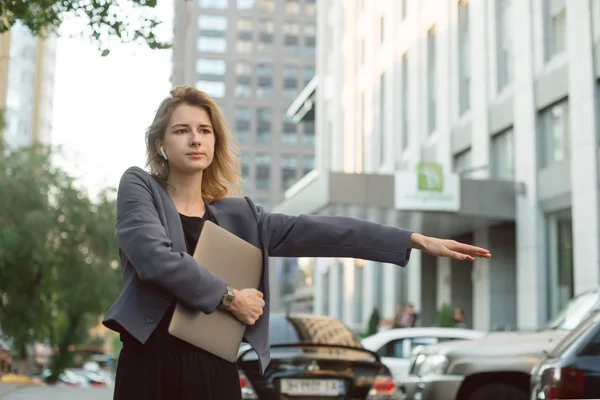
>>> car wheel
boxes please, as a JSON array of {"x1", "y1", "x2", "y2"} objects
[{"x1": 466, "y1": 384, "x2": 528, "y2": 400}]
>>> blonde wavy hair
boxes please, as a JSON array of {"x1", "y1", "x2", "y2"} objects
[{"x1": 145, "y1": 86, "x2": 241, "y2": 202}]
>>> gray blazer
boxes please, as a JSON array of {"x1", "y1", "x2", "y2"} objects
[{"x1": 102, "y1": 166, "x2": 413, "y2": 374}]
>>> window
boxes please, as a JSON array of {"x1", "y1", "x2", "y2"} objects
[
  {"x1": 453, "y1": 148, "x2": 472, "y2": 176},
  {"x1": 258, "y1": 35, "x2": 274, "y2": 54},
  {"x1": 258, "y1": 0, "x2": 275, "y2": 12},
  {"x1": 305, "y1": 0, "x2": 316, "y2": 15},
  {"x1": 545, "y1": 0, "x2": 566, "y2": 60},
  {"x1": 260, "y1": 19, "x2": 275, "y2": 34},
  {"x1": 236, "y1": 62, "x2": 252, "y2": 76},
  {"x1": 196, "y1": 81, "x2": 225, "y2": 98},
  {"x1": 546, "y1": 209, "x2": 573, "y2": 319},
  {"x1": 491, "y1": 129, "x2": 514, "y2": 180},
  {"x1": 237, "y1": 18, "x2": 253, "y2": 31},
  {"x1": 255, "y1": 153, "x2": 271, "y2": 190},
  {"x1": 197, "y1": 37, "x2": 227, "y2": 52},
  {"x1": 236, "y1": 39, "x2": 253, "y2": 53},
  {"x1": 401, "y1": 0, "x2": 407, "y2": 20},
  {"x1": 199, "y1": 0, "x2": 228, "y2": 8},
  {"x1": 286, "y1": 0, "x2": 300, "y2": 13},
  {"x1": 283, "y1": 22, "x2": 300, "y2": 35},
  {"x1": 458, "y1": 0, "x2": 471, "y2": 114},
  {"x1": 281, "y1": 155, "x2": 298, "y2": 191},
  {"x1": 304, "y1": 24, "x2": 316, "y2": 37},
  {"x1": 302, "y1": 121, "x2": 315, "y2": 147},
  {"x1": 496, "y1": 0, "x2": 512, "y2": 90},
  {"x1": 256, "y1": 108, "x2": 271, "y2": 144},
  {"x1": 302, "y1": 154, "x2": 315, "y2": 176},
  {"x1": 282, "y1": 112, "x2": 298, "y2": 145},
  {"x1": 379, "y1": 72, "x2": 386, "y2": 166},
  {"x1": 285, "y1": 36, "x2": 299, "y2": 56},
  {"x1": 240, "y1": 153, "x2": 251, "y2": 190},
  {"x1": 539, "y1": 99, "x2": 570, "y2": 167},
  {"x1": 198, "y1": 15, "x2": 228, "y2": 31},
  {"x1": 401, "y1": 53, "x2": 409, "y2": 151},
  {"x1": 283, "y1": 66, "x2": 298, "y2": 100},
  {"x1": 303, "y1": 66, "x2": 315, "y2": 86},
  {"x1": 196, "y1": 58, "x2": 226, "y2": 75},
  {"x1": 427, "y1": 26, "x2": 436, "y2": 133},
  {"x1": 235, "y1": 107, "x2": 252, "y2": 142},
  {"x1": 380, "y1": 16, "x2": 385, "y2": 43},
  {"x1": 237, "y1": 0, "x2": 255, "y2": 8},
  {"x1": 303, "y1": 37, "x2": 316, "y2": 58}
]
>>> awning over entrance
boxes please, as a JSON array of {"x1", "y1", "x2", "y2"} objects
[{"x1": 273, "y1": 170, "x2": 517, "y2": 238}]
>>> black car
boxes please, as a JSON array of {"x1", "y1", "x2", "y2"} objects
[
  {"x1": 237, "y1": 313, "x2": 400, "y2": 399},
  {"x1": 530, "y1": 308, "x2": 600, "y2": 399}
]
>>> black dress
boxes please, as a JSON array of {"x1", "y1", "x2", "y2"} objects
[{"x1": 113, "y1": 210, "x2": 242, "y2": 400}]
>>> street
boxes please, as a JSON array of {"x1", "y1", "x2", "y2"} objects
[{"x1": 1, "y1": 386, "x2": 112, "y2": 400}]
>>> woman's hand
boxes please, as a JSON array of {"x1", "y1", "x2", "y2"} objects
[
  {"x1": 409, "y1": 233, "x2": 491, "y2": 261},
  {"x1": 228, "y1": 288, "x2": 265, "y2": 326}
]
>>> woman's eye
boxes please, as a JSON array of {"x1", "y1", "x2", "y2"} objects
[
  {"x1": 201, "y1": 129, "x2": 211, "y2": 134},
  {"x1": 175, "y1": 129, "x2": 187, "y2": 134}
]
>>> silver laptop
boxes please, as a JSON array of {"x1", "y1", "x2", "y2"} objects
[{"x1": 168, "y1": 220, "x2": 263, "y2": 362}]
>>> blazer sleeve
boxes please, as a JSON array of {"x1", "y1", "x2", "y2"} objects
[
  {"x1": 115, "y1": 168, "x2": 227, "y2": 313},
  {"x1": 253, "y1": 202, "x2": 412, "y2": 267}
]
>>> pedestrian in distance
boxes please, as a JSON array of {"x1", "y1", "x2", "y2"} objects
[{"x1": 102, "y1": 85, "x2": 491, "y2": 400}]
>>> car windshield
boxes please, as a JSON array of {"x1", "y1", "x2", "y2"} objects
[{"x1": 546, "y1": 291, "x2": 600, "y2": 331}]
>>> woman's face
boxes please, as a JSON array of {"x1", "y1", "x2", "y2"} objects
[{"x1": 157, "y1": 104, "x2": 216, "y2": 175}]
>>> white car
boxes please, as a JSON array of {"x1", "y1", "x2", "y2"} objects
[{"x1": 361, "y1": 327, "x2": 486, "y2": 384}]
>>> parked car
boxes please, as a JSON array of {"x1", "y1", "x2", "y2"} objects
[
  {"x1": 237, "y1": 313, "x2": 401, "y2": 399},
  {"x1": 361, "y1": 327, "x2": 485, "y2": 384},
  {"x1": 399, "y1": 288, "x2": 600, "y2": 400},
  {"x1": 530, "y1": 308, "x2": 600, "y2": 399}
]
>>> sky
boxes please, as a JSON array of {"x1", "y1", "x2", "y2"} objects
[{"x1": 50, "y1": 1, "x2": 174, "y2": 198}]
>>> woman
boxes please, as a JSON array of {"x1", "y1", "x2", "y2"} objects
[{"x1": 102, "y1": 86, "x2": 491, "y2": 400}]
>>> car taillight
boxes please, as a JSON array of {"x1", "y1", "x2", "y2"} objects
[
  {"x1": 239, "y1": 372, "x2": 258, "y2": 399},
  {"x1": 366, "y1": 376, "x2": 401, "y2": 400},
  {"x1": 543, "y1": 367, "x2": 585, "y2": 399}
]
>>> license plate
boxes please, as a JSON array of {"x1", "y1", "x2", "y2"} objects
[{"x1": 280, "y1": 379, "x2": 345, "y2": 396}]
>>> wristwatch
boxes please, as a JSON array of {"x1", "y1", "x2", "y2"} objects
[{"x1": 220, "y1": 286, "x2": 235, "y2": 309}]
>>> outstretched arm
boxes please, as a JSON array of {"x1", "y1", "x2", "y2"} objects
[{"x1": 255, "y1": 203, "x2": 490, "y2": 264}]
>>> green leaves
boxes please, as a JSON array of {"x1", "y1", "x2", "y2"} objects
[
  {"x1": 0, "y1": 0, "x2": 170, "y2": 56},
  {"x1": 0, "y1": 144, "x2": 120, "y2": 368}
]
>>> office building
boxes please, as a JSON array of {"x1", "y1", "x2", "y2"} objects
[
  {"x1": 0, "y1": 22, "x2": 57, "y2": 149},
  {"x1": 171, "y1": 0, "x2": 317, "y2": 211},
  {"x1": 276, "y1": 0, "x2": 600, "y2": 333}
]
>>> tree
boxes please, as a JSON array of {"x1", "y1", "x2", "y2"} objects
[
  {"x1": 365, "y1": 308, "x2": 381, "y2": 337},
  {"x1": 47, "y1": 186, "x2": 120, "y2": 382},
  {"x1": 0, "y1": 145, "x2": 68, "y2": 373},
  {"x1": 0, "y1": 0, "x2": 169, "y2": 56},
  {"x1": 436, "y1": 304, "x2": 456, "y2": 328},
  {"x1": 0, "y1": 145, "x2": 121, "y2": 378}
]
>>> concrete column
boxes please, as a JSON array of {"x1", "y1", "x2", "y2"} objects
[
  {"x1": 469, "y1": 0, "x2": 491, "y2": 178},
  {"x1": 566, "y1": 0, "x2": 600, "y2": 292},
  {"x1": 472, "y1": 228, "x2": 491, "y2": 331},
  {"x1": 342, "y1": 258, "x2": 356, "y2": 328},
  {"x1": 513, "y1": 0, "x2": 547, "y2": 329},
  {"x1": 329, "y1": 262, "x2": 342, "y2": 320},
  {"x1": 435, "y1": 0, "x2": 452, "y2": 168},
  {"x1": 436, "y1": 258, "x2": 452, "y2": 308},
  {"x1": 313, "y1": 258, "x2": 329, "y2": 316}
]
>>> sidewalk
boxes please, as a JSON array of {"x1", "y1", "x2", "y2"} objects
[{"x1": 0, "y1": 383, "x2": 17, "y2": 398}]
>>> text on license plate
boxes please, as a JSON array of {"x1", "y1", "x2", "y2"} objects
[{"x1": 280, "y1": 378, "x2": 345, "y2": 396}]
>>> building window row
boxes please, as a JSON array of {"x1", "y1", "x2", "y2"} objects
[
  {"x1": 199, "y1": 0, "x2": 316, "y2": 15},
  {"x1": 239, "y1": 152, "x2": 315, "y2": 192}
]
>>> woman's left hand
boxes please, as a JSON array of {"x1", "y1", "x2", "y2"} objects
[{"x1": 410, "y1": 233, "x2": 491, "y2": 261}]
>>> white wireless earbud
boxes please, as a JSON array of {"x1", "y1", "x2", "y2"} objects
[{"x1": 160, "y1": 146, "x2": 168, "y2": 160}]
